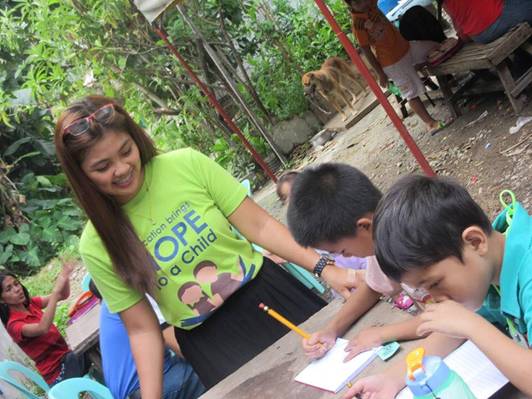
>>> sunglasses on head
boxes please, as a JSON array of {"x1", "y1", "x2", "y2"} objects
[{"x1": 62, "y1": 103, "x2": 115, "y2": 137}]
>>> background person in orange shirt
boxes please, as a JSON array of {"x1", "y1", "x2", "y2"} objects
[{"x1": 345, "y1": 0, "x2": 447, "y2": 135}]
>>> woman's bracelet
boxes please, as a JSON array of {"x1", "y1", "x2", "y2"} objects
[{"x1": 312, "y1": 255, "x2": 335, "y2": 278}]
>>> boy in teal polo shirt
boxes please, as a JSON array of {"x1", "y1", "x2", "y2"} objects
[{"x1": 357, "y1": 175, "x2": 532, "y2": 398}]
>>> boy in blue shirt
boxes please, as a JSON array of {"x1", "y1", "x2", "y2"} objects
[{"x1": 362, "y1": 175, "x2": 532, "y2": 397}]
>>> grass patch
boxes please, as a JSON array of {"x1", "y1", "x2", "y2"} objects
[{"x1": 21, "y1": 259, "x2": 62, "y2": 297}]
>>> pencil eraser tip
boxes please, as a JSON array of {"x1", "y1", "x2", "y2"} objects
[{"x1": 259, "y1": 303, "x2": 265, "y2": 309}]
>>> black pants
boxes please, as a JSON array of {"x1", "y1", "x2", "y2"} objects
[
  {"x1": 400, "y1": 5, "x2": 446, "y2": 43},
  {"x1": 174, "y1": 257, "x2": 326, "y2": 388}
]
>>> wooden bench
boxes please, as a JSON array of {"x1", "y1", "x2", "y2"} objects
[{"x1": 428, "y1": 23, "x2": 532, "y2": 117}]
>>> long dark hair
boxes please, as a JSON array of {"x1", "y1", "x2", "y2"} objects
[
  {"x1": 54, "y1": 96, "x2": 157, "y2": 296},
  {"x1": 0, "y1": 272, "x2": 31, "y2": 326}
]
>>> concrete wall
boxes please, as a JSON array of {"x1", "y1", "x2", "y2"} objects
[{"x1": 270, "y1": 111, "x2": 323, "y2": 155}]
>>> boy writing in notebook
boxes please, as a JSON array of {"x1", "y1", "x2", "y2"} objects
[
  {"x1": 350, "y1": 175, "x2": 532, "y2": 397},
  {"x1": 345, "y1": 0, "x2": 446, "y2": 135},
  {"x1": 287, "y1": 163, "x2": 462, "y2": 397}
]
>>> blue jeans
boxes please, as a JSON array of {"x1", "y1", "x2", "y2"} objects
[
  {"x1": 129, "y1": 356, "x2": 205, "y2": 399},
  {"x1": 50, "y1": 351, "x2": 87, "y2": 386},
  {"x1": 472, "y1": 0, "x2": 532, "y2": 44}
]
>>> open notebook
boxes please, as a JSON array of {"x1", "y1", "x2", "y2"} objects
[
  {"x1": 294, "y1": 338, "x2": 380, "y2": 393},
  {"x1": 396, "y1": 340, "x2": 509, "y2": 399}
]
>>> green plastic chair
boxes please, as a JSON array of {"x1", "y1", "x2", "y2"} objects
[
  {"x1": 238, "y1": 179, "x2": 325, "y2": 294},
  {"x1": 48, "y1": 377, "x2": 113, "y2": 399},
  {"x1": 0, "y1": 360, "x2": 49, "y2": 399}
]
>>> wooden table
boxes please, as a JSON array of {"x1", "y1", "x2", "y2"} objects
[
  {"x1": 427, "y1": 23, "x2": 532, "y2": 118},
  {"x1": 200, "y1": 299, "x2": 527, "y2": 399},
  {"x1": 65, "y1": 303, "x2": 102, "y2": 371}
]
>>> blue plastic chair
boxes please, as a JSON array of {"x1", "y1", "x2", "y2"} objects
[
  {"x1": 81, "y1": 272, "x2": 92, "y2": 292},
  {"x1": 238, "y1": 180, "x2": 325, "y2": 294},
  {"x1": 48, "y1": 377, "x2": 113, "y2": 399},
  {"x1": 0, "y1": 360, "x2": 49, "y2": 399}
]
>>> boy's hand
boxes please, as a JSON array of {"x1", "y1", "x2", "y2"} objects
[
  {"x1": 344, "y1": 326, "x2": 384, "y2": 361},
  {"x1": 321, "y1": 266, "x2": 358, "y2": 299},
  {"x1": 417, "y1": 300, "x2": 481, "y2": 339},
  {"x1": 344, "y1": 373, "x2": 404, "y2": 399},
  {"x1": 302, "y1": 330, "x2": 336, "y2": 359}
]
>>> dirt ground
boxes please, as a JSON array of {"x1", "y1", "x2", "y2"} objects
[{"x1": 255, "y1": 88, "x2": 532, "y2": 224}]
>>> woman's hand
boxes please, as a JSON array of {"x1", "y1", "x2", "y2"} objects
[
  {"x1": 417, "y1": 300, "x2": 481, "y2": 339},
  {"x1": 54, "y1": 260, "x2": 74, "y2": 300},
  {"x1": 61, "y1": 260, "x2": 75, "y2": 276},
  {"x1": 52, "y1": 273, "x2": 69, "y2": 297},
  {"x1": 321, "y1": 266, "x2": 359, "y2": 299}
]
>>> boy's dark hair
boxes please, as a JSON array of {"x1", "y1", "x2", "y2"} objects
[
  {"x1": 373, "y1": 175, "x2": 493, "y2": 281},
  {"x1": 287, "y1": 163, "x2": 381, "y2": 247}
]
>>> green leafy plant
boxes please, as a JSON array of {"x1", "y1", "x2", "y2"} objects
[
  {"x1": 0, "y1": 171, "x2": 84, "y2": 273},
  {"x1": 0, "y1": 0, "x2": 357, "y2": 278}
]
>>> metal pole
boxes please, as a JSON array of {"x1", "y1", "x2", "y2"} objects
[
  {"x1": 176, "y1": 4, "x2": 288, "y2": 167},
  {"x1": 153, "y1": 27, "x2": 278, "y2": 182},
  {"x1": 313, "y1": 0, "x2": 436, "y2": 176}
]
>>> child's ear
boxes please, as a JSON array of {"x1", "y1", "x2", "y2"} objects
[
  {"x1": 356, "y1": 217, "x2": 373, "y2": 232},
  {"x1": 462, "y1": 226, "x2": 489, "y2": 255}
]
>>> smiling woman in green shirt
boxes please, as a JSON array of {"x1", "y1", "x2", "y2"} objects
[{"x1": 53, "y1": 96, "x2": 359, "y2": 397}]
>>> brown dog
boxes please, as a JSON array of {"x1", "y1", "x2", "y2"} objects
[{"x1": 302, "y1": 57, "x2": 369, "y2": 120}]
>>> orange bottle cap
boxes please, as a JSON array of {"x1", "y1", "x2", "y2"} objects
[{"x1": 406, "y1": 347, "x2": 425, "y2": 381}]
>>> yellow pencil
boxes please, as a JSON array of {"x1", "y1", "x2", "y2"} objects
[{"x1": 259, "y1": 303, "x2": 311, "y2": 339}]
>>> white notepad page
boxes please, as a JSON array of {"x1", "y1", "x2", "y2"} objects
[
  {"x1": 294, "y1": 338, "x2": 380, "y2": 393},
  {"x1": 396, "y1": 340, "x2": 509, "y2": 399}
]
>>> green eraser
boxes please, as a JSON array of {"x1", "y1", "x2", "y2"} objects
[{"x1": 378, "y1": 341, "x2": 400, "y2": 361}]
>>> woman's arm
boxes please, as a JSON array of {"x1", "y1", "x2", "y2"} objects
[
  {"x1": 40, "y1": 262, "x2": 74, "y2": 308},
  {"x1": 228, "y1": 198, "x2": 358, "y2": 297},
  {"x1": 120, "y1": 298, "x2": 164, "y2": 399},
  {"x1": 21, "y1": 273, "x2": 69, "y2": 337}
]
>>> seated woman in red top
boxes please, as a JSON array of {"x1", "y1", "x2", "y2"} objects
[
  {"x1": 0, "y1": 265, "x2": 89, "y2": 385},
  {"x1": 440, "y1": 0, "x2": 532, "y2": 43}
]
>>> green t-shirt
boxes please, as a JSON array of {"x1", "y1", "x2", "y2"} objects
[
  {"x1": 478, "y1": 202, "x2": 532, "y2": 345},
  {"x1": 79, "y1": 148, "x2": 264, "y2": 329}
]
